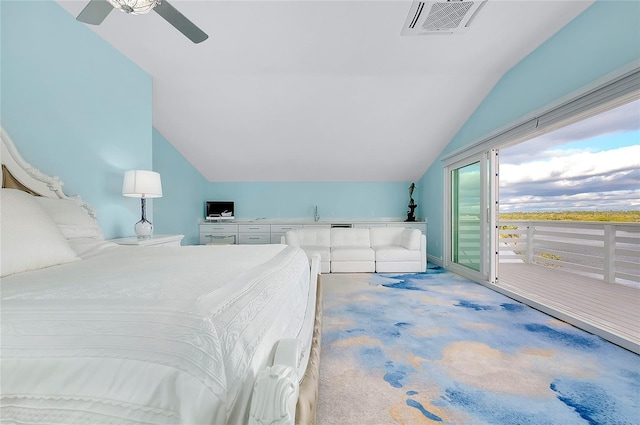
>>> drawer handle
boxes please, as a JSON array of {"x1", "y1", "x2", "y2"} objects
[
  {"x1": 281, "y1": 227, "x2": 292, "y2": 230},
  {"x1": 249, "y1": 227, "x2": 260, "y2": 230},
  {"x1": 249, "y1": 237, "x2": 259, "y2": 240}
]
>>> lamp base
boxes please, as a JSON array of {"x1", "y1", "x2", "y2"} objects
[{"x1": 135, "y1": 219, "x2": 153, "y2": 240}]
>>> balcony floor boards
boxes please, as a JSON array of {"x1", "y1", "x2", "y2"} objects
[{"x1": 496, "y1": 263, "x2": 639, "y2": 354}]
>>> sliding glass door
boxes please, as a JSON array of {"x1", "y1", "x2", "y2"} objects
[
  {"x1": 452, "y1": 161, "x2": 482, "y2": 271},
  {"x1": 442, "y1": 70, "x2": 638, "y2": 286},
  {"x1": 446, "y1": 151, "x2": 498, "y2": 284}
]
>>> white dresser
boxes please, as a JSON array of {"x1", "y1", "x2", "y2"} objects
[{"x1": 199, "y1": 220, "x2": 426, "y2": 245}]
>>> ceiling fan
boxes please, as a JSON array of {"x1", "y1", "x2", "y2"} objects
[{"x1": 76, "y1": 0, "x2": 208, "y2": 44}]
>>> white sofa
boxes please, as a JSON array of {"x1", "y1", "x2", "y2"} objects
[
  {"x1": 282, "y1": 227, "x2": 331, "y2": 273},
  {"x1": 284, "y1": 226, "x2": 426, "y2": 273}
]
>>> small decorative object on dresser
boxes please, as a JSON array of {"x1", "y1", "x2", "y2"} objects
[
  {"x1": 405, "y1": 182, "x2": 417, "y2": 222},
  {"x1": 109, "y1": 234, "x2": 184, "y2": 247}
]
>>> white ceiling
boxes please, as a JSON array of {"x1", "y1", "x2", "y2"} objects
[{"x1": 57, "y1": 0, "x2": 593, "y2": 182}]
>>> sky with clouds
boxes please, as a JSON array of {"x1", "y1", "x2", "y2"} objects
[{"x1": 499, "y1": 99, "x2": 640, "y2": 212}]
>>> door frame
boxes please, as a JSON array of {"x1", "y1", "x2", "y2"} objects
[{"x1": 444, "y1": 150, "x2": 498, "y2": 284}]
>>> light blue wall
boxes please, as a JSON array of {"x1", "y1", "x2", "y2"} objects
[
  {"x1": 1, "y1": 0, "x2": 152, "y2": 239},
  {"x1": 205, "y1": 181, "x2": 414, "y2": 222},
  {"x1": 152, "y1": 129, "x2": 208, "y2": 245},
  {"x1": 150, "y1": 169, "x2": 415, "y2": 244},
  {"x1": 419, "y1": 0, "x2": 640, "y2": 262},
  {"x1": 152, "y1": 134, "x2": 416, "y2": 243}
]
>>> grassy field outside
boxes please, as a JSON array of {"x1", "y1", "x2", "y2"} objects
[{"x1": 500, "y1": 210, "x2": 640, "y2": 223}]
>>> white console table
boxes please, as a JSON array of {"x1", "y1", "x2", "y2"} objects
[{"x1": 199, "y1": 221, "x2": 426, "y2": 245}]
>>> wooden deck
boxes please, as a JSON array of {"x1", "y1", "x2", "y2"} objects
[{"x1": 494, "y1": 263, "x2": 640, "y2": 353}]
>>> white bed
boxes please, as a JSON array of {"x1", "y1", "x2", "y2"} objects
[{"x1": 0, "y1": 127, "x2": 322, "y2": 425}]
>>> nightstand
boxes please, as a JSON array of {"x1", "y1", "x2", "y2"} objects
[{"x1": 110, "y1": 234, "x2": 184, "y2": 247}]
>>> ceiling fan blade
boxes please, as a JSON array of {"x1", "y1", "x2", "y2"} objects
[
  {"x1": 76, "y1": 0, "x2": 114, "y2": 25},
  {"x1": 153, "y1": 1, "x2": 208, "y2": 44}
]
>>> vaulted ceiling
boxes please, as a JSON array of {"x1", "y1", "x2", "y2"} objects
[{"x1": 57, "y1": 0, "x2": 593, "y2": 182}]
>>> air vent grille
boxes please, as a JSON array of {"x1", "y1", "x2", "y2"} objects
[
  {"x1": 422, "y1": 2, "x2": 474, "y2": 30},
  {"x1": 402, "y1": 0, "x2": 486, "y2": 36}
]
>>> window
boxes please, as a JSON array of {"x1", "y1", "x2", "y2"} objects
[{"x1": 442, "y1": 67, "x2": 639, "y2": 285}]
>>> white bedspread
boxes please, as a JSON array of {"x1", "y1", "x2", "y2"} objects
[{"x1": 1, "y1": 244, "x2": 312, "y2": 425}]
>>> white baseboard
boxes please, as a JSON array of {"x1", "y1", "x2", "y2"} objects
[{"x1": 427, "y1": 254, "x2": 444, "y2": 268}]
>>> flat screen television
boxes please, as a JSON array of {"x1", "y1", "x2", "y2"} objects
[{"x1": 205, "y1": 201, "x2": 235, "y2": 220}]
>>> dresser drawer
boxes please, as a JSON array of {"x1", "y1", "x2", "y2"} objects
[
  {"x1": 239, "y1": 224, "x2": 270, "y2": 233},
  {"x1": 353, "y1": 223, "x2": 386, "y2": 228},
  {"x1": 302, "y1": 224, "x2": 331, "y2": 229},
  {"x1": 201, "y1": 234, "x2": 236, "y2": 245},
  {"x1": 200, "y1": 224, "x2": 238, "y2": 233},
  {"x1": 238, "y1": 233, "x2": 270, "y2": 244},
  {"x1": 270, "y1": 224, "x2": 303, "y2": 233},
  {"x1": 270, "y1": 224, "x2": 303, "y2": 244}
]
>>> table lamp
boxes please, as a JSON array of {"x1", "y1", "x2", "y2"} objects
[{"x1": 122, "y1": 170, "x2": 162, "y2": 239}]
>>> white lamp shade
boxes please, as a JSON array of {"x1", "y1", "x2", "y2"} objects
[{"x1": 122, "y1": 170, "x2": 163, "y2": 198}]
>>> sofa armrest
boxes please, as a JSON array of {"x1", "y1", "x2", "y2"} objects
[{"x1": 400, "y1": 228, "x2": 421, "y2": 251}]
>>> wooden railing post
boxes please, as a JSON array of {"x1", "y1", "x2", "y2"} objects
[
  {"x1": 526, "y1": 222, "x2": 534, "y2": 264},
  {"x1": 604, "y1": 224, "x2": 616, "y2": 283}
]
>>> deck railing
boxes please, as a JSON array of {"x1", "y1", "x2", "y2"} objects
[{"x1": 499, "y1": 220, "x2": 640, "y2": 285}]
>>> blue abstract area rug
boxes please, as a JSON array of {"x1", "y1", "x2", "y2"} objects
[{"x1": 317, "y1": 269, "x2": 640, "y2": 425}]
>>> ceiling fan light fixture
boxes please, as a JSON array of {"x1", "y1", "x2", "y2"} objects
[{"x1": 107, "y1": 0, "x2": 160, "y2": 15}]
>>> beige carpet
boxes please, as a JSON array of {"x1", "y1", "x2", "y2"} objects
[{"x1": 317, "y1": 273, "x2": 403, "y2": 425}]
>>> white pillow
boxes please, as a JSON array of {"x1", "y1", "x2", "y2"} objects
[
  {"x1": 35, "y1": 197, "x2": 104, "y2": 240},
  {"x1": 1, "y1": 189, "x2": 79, "y2": 277}
]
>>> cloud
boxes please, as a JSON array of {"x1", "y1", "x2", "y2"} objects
[
  {"x1": 500, "y1": 99, "x2": 640, "y2": 164},
  {"x1": 501, "y1": 169, "x2": 639, "y2": 196},
  {"x1": 500, "y1": 145, "x2": 640, "y2": 186},
  {"x1": 500, "y1": 189, "x2": 640, "y2": 212},
  {"x1": 499, "y1": 108, "x2": 640, "y2": 212},
  {"x1": 534, "y1": 99, "x2": 640, "y2": 145},
  {"x1": 491, "y1": 100, "x2": 640, "y2": 212}
]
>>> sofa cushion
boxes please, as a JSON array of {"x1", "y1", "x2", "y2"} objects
[
  {"x1": 400, "y1": 228, "x2": 421, "y2": 251},
  {"x1": 375, "y1": 246, "x2": 422, "y2": 262},
  {"x1": 285, "y1": 228, "x2": 330, "y2": 247},
  {"x1": 331, "y1": 247, "x2": 375, "y2": 262},
  {"x1": 370, "y1": 227, "x2": 404, "y2": 247},
  {"x1": 331, "y1": 228, "x2": 371, "y2": 247}
]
